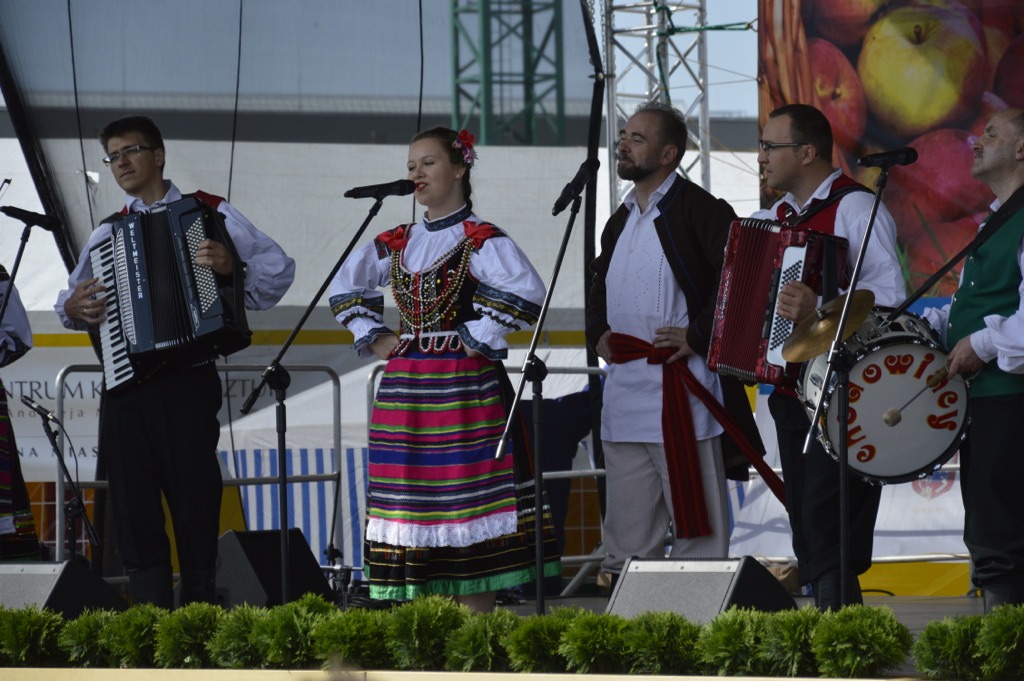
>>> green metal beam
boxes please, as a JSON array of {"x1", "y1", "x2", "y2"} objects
[{"x1": 452, "y1": 0, "x2": 565, "y2": 145}]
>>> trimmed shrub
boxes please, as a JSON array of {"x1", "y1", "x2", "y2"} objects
[
  {"x1": 0, "y1": 605, "x2": 66, "y2": 667},
  {"x1": 206, "y1": 604, "x2": 268, "y2": 669},
  {"x1": 913, "y1": 614, "x2": 985, "y2": 681},
  {"x1": 558, "y1": 610, "x2": 629, "y2": 674},
  {"x1": 312, "y1": 605, "x2": 395, "y2": 671},
  {"x1": 698, "y1": 606, "x2": 773, "y2": 676},
  {"x1": 975, "y1": 604, "x2": 1024, "y2": 681},
  {"x1": 811, "y1": 604, "x2": 912, "y2": 678},
  {"x1": 57, "y1": 608, "x2": 119, "y2": 668},
  {"x1": 250, "y1": 593, "x2": 337, "y2": 669},
  {"x1": 758, "y1": 605, "x2": 823, "y2": 677},
  {"x1": 504, "y1": 605, "x2": 585, "y2": 673},
  {"x1": 621, "y1": 610, "x2": 702, "y2": 675},
  {"x1": 386, "y1": 595, "x2": 470, "y2": 670},
  {"x1": 97, "y1": 603, "x2": 168, "y2": 668},
  {"x1": 153, "y1": 601, "x2": 223, "y2": 668},
  {"x1": 444, "y1": 607, "x2": 520, "y2": 672}
]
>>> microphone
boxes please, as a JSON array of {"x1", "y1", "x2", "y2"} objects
[
  {"x1": 344, "y1": 179, "x2": 416, "y2": 200},
  {"x1": 857, "y1": 147, "x2": 918, "y2": 168},
  {"x1": 552, "y1": 158, "x2": 600, "y2": 216},
  {"x1": 1, "y1": 205, "x2": 61, "y2": 231},
  {"x1": 20, "y1": 395, "x2": 60, "y2": 423}
]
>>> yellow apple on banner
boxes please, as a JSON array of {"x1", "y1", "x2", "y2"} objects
[{"x1": 857, "y1": 3, "x2": 988, "y2": 138}]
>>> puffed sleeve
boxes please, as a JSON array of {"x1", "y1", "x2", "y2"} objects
[
  {"x1": 459, "y1": 233, "x2": 544, "y2": 360},
  {"x1": 1, "y1": 267, "x2": 32, "y2": 367},
  {"x1": 328, "y1": 238, "x2": 394, "y2": 357},
  {"x1": 217, "y1": 200, "x2": 296, "y2": 310}
]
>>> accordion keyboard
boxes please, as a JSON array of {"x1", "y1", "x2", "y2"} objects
[{"x1": 89, "y1": 237, "x2": 134, "y2": 391}]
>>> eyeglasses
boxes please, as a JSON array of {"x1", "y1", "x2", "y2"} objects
[
  {"x1": 758, "y1": 140, "x2": 808, "y2": 153},
  {"x1": 102, "y1": 145, "x2": 156, "y2": 166}
]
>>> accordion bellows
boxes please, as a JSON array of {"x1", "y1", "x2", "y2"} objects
[{"x1": 708, "y1": 218, "x2": 848, "y2": 388}]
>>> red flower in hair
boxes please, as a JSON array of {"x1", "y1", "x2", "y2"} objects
[{"x1": 452, "y1": 129, "x2": 477, "y2": 167}]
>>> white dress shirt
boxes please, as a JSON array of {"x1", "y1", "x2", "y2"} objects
[{"x1": 602, "y1": 172, "x2": 724, "y2": 443}]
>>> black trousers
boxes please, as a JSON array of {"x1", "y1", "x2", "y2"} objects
[
  {"x1": 962, "y1": 392, "x2": 1024, "y2": 592},
  {"x1": 100, "y1": 362, "x2": 223, "y2": 577},
  {"x1": 769, "y1": 391, "x2": 882, "y2": 584}
]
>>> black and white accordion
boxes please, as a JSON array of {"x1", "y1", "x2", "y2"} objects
[{"x1": 89, "y1": 195, "x2": 251, "y2": 392}]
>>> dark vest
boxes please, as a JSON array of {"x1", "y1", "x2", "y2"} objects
[{"x1": 947, "y1": 208, "x2": 1024, "y2": 397}]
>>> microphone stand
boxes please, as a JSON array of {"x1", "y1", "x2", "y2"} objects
[
  {"x1": 494, "y1": 160, "x2": 598, "y2": 615},
  {"x1": 239, "y1": 194, "x2": 391, "y2": 605},
  {"x1": 800, "y1": 165, "x2": 893, "y2": 608},
  {"x1": 31, "y1": 409, "x2": 101, "y2": 561},
  {"x1": 0, "y1": 216, "x2": 35, "y2": 326}
]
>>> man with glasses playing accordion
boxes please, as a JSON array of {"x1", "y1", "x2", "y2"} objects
[
  {"x1": 749, "y1": 104, "x2": 905, "y2": 611},
  {"x1": 55, "y1": 115, "x2": 295, "y2": 608}
]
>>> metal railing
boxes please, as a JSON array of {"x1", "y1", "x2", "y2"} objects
[{"x1": 53, "y1": 363, "x2": 343, "y2": 563}]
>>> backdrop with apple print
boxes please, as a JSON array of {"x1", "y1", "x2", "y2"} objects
[{"x1": 759, "y1": 0, "x2": 1022, "y2": 297}]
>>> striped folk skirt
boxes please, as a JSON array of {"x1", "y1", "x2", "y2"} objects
[
  {"x1": 364, "y1": 349, "x2": 561, "y2": 600},
  {"x1": 0, "y1": 381, "x2": 40, "y2": 560}
]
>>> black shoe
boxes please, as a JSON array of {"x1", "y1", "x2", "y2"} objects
[
  {"x1": 127, "y1": 565, "x2": 174, "y2": 609},
  {"x1": 179, "y1": 570, "x2": 217, "y2": 607},
  {"x1": 813, "y1": 569, "x2": 862, "y2": 611},
  {"x1": 982, "y1": 585, "x2": 1024, "y2": 613}
]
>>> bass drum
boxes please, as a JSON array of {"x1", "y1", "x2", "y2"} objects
[{"x1": 799, "y1": 307, "x2": 969, "y2": 484}]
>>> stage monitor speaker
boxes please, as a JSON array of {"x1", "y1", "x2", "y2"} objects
[
  {"x1": 216, "y1": 529, "x2": 333, "y2": 607},
  {"x1": 0, "y1": 561, "x2": 127, "y2": 618},
  {"x1": 605, "y1": 556, "x2": 796, "y2": 623}
]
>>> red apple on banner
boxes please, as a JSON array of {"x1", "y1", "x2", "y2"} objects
[
  {"x1": 904, "y1": 211, "x2": 985, "y2": 296},
  {"x1": 812, "y1": 0, "x2": 888, "y2": 48},
  {"x1": 857, "y1": 4, "x2": 988, "y2": 138},
  {"x1": 978, "y1": 0, "x2": 1019, "y2": 33},
  {"x1": 994, "y1": 34, "x2": 1024, "y2": 107},
  {"x1": 966, "y1": 91, "x2": 1009, "y2": 138},
  {"x1": 887, "y1": 128, "x2": 993, "y2": 234},
  {"x1": 984, "y1": 24, "x2": 1014, "y2": 89},
  {"x1": 808, "y1": 38, "x2": 867, "y2": 155}
]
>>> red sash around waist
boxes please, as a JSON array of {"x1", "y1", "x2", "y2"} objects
[{"x1": 608, "y1": 333, "x2": 786, "y2": 538}]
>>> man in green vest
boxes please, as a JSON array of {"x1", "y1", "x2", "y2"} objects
[{"x1": 924, "y1": 108, "x2": 1024, "y2": 612}]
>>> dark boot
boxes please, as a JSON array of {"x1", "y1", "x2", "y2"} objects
[
  {"x1": 982, "y1": 584, "x2": 1024, "y2": 613},
  {"x1": 813, "y1": 569, "x2": 863, "y2": 611},
  {"x1": 179, "y1": 569, "x2": 218, "y2": 607},
  {"x1": 127, "y1": 565, "x2": 174, "y2": 609}
]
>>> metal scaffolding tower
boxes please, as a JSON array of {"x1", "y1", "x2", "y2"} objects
[
  {"x1": 452, "y1": 0, "x2": 566, "y2": 145},
  {"x1": 601, "y1": 0, "x2": 710, "y2": 206}
]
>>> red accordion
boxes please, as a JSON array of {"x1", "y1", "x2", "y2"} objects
[{"x1": 708, "y1": 218, "x2": 849, "y2": 388}]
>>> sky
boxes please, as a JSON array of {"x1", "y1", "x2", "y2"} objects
[
  {"x1": 591, "y1": 0, "x2": 761, "y2": 118},
  {"x1": 703, "y1": 1, "x2": 760, "y2": 117}
]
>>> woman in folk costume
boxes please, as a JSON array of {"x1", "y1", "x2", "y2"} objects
[
  {"x1": 328, "y1": 127, "x2": 561, "y2": 611},
  {"x1": 0, "y1": 266, "x2": 40, "y2": 560}
]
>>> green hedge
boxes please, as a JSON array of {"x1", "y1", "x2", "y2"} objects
[{"x1": 2, "y1": 593, "x2": 1023, "y2": 677}]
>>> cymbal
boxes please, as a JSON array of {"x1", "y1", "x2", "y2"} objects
[{"x1": 781, "y1": 289, "x2": 875, "y2": 363}]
